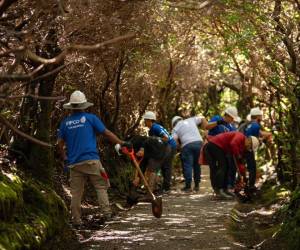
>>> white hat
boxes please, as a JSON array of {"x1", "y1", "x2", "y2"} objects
[
  {"x1": 63, "y1": 90, "x2": 94, "y2": 109},
  {"x1": 224, "y1": 106, "x2": 240, "y2": 122},
  {"x1": 142, "y1": 111, "x2": 156, "y2": 120},
  {"x1": 235, "y1": 117, "x2": 242, "y2": 123},
  {"x1": 171, "y1": 116, "x2": 183, "y2": 127},
  {"x1": 250, "y1": 107, "x2": 263, "y2": 116},
  {"x1": 246, "y1": 114, "x2": 251, "y2": 121},
  {"x1": 250, "y1": 136, "x2": 259, "y2": 152}
]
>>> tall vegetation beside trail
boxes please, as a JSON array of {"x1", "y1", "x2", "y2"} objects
[{"x1": 0, "y1": 0, "x2": 300, "y2": 249}]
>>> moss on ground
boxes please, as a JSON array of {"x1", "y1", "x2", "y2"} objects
[
  {"x1": 0, "y1": 174, "x2": 23, "y2": 221},
  {"x1": 228, "y1": 181, "x2": 292, "y2": 249},
  {"x1": 278, "y1": 187, "x2": 300, "y2": 250},
  {"x1": 0, "y1": 172, "x2": 68, "y2": 250},
  {"x1": 259, "y1": 181, "x2": 291, "y2": 206}
]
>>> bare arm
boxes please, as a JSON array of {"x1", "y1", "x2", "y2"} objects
[
  {"x1": 200, "y1": 117, "x2": 208, "y2": 130},
  {"x1": 103, "y1": 129, "x2": 124, "y2": 144},
  {"x1": 57, "y1": 138, "x2": 67, "y2": 161},
  {"x1": 260, "y1": 130, "x2": 272, "y2": 138},
  {"x1": 161, "y1": 134, "x2": 169, "y2": 142},
  {"x1": 172, "y1": 133, "x2": 180, "y2": 149},
  {"x1": 204, "y1": 121, "x2": 218, "y2": 130}
]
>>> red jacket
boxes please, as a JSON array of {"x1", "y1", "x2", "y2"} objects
[{"x1": 208, "y1": 131, "x2": 246, "y2": 157}]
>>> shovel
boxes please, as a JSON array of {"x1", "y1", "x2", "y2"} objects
[{"x1": 121, "y1": 146, "x2": 163, "y2": 218}]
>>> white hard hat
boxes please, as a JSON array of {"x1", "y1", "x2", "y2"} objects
[
  {"x1": 224, "y1": 106, "x2": 240, "y2": 122},
  {"x1": 63, "y1": 90, "x2": 93, "y2": 109},
  {"x1": 250, "y1": 107, "x2": 263, "y2": 116},
  {"x1": 250, "y1": 136, "x2": 260, "y2": 152},
  {"x1": 171, "y1": 116, "x2": 183, "y2": 127},
  {"x1": 235, "y1": 117, "x2": 241, "y2": 124},
  {"x1": 142, "y1": 111, "x2": 156, "y2": 120},
  {"x1": 246, "y1": 114, "x2": 251, "y2": 121}
]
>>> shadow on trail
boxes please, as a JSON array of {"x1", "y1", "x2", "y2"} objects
[{"x1": 76, "y1": 166, "x2": 246, "y2": 250}]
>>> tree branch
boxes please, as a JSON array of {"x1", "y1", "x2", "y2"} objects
[
  {"x1": 0, "y1": 63, "x2": 68, "y2": 84},
  {"x1": 295, "y1": 0, "x2": 300, "y2": 10},
  {"x1": 0, "y1": 64, "x2": 44, "y2": 82},
  {"x1": 0, "y1": 0, "x2": 18, "y2": 16},
  {"x1": 273, "y1": 0, "x2": 299, "y2": 76},
  {"x1": 166, "y1": 0, "x2": 218, "y2": 10},
  {"x1": 0, "y1": 94, "x2": 65, "y2": 101},
  {"x1": 125, "y1": 99, "x2": 151, "y2": 137},
  {"x1": 222, "y1": 81, "x2": 240, "y2": 93},
  {"x1": 2, "y1": 33, "x2": 135, "y2": 65},
  {"x1": 0, "y1": 114, "x2": 52, "y2": 147},
  {"x1": 0, "y1": 47, "x2": 25, "y2": 57}
]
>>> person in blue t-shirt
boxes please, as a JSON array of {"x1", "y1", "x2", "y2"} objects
[
  {"x1": 205, "y1": 106, "x2": 240, "y2": 195},
  {"x1": 142, "y1": 111, "x2": 177, "y2": 192},
  {"x1": 244, "y1": 107, "x2": 272, "y2": 192},
  {"x1": 57, "y1": 90, "x2": 124, "y2": 228},
  {"x1": 206, "y1": 107, "x2": 239, "y2": 136}
]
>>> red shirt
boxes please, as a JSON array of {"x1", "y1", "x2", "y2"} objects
[{"x1": 208, "y1": 131, "x2": 246, "y2": 157}]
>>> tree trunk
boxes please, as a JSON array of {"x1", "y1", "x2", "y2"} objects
[
  {"x1": 289, "y1": 85, "x2": 300, "y2": 187},
  {"x1": 11, "y1": 29, "x2": 62, "y2": 185},
  {"x1": 207, "y1": 85, "x2": 222, "y2": 117}
]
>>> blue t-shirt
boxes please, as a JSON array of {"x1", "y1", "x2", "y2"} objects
[
  {"x1": 149, "y1": 123, "x2": 177, "y2": 149},
  {"x1": 244, "y1": 121, "x2": 261, "y2": 137},
  {"x1": 58, "y1": 112, "x2": 106, "y2": 165},
  {"x1": 208, "y1": 115, "x2": 237, "y2": 136}
]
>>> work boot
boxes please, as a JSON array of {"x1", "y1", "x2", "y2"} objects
[
  {"x1": 71, "y1": 220, "x2": 84, "y2": 230},
  {"x1": 215, "y1": 189, "x2": 232, "y2": 199},
  {"x1": 194, "y1": 183, "x2": 200, "y2": 192},
  {"x1": 181, "y1": 183, "x2": 192, "y2": 192},
  {"x1": 224, "y1": 189, "x2": 235, "y2": 197},
  {"x1": 219, "y1": 189, "x2": 234, "y2": 199}
]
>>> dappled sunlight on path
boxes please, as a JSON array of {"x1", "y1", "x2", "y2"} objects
[{"x1": 78, "y1": 166, "x2": 245, "y2": 250}]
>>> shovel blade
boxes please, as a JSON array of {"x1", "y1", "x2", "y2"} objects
[{"x1": 151, "y1": 196, "x2": 162, "y2": 218}]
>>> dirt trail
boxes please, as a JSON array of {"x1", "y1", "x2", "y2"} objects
[{"x1": 77, "y1": 166, "x2": 245, "y2": 250}]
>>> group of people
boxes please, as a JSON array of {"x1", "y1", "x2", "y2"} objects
[{"x1": 57, "y1": 90, "x2": 272, "y2": 227}]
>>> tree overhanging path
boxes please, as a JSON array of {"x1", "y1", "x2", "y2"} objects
[{"x1": 79, "y1": 166, "x2": 244, "y2": 250}]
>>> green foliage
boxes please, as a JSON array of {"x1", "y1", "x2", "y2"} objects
[
  {"x1": 104, "y1": 150, "x2": 135, "y2": 196},
  {"x1": 0, "y1": 172, "x2": 68, "y2": 250},
  {"x1": 220, "y1": 89, "x2": 238, "y2": 110},
  {"x1": 259, "y1": 180, "x2": 291, "y2": 206},
  {"x1": 0, "y1": 175, "x2": 23, "y2": 221},
  {"x1": 279, "y1": 187, "x2": 300, "y2": 249}
]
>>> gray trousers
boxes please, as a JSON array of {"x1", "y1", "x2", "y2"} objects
[{"x1": 69, "y1": 160, "x2": 111, "y2": 224}]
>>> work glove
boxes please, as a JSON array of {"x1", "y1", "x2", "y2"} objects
[
  {"x1": 114, "y1": 144, "x2": 122, "y2": 156},
  {"x1": 99, "y1": 165, "x2": 110, "y2": 187},
  {"x1": 217, "y1": 119, "x2": 227, "y2": 125}
]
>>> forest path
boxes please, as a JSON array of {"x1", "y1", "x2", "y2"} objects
[{"x1": 76, "y1": 166, "x2": 245, "y2": 250}]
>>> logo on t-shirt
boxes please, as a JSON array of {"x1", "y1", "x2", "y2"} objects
[
  {"x1": 66, "y1": 116, "x2": 86, "y2": 129},
  {"x1": 80, "y1": 116, "x2": 86, "y2": 123}
]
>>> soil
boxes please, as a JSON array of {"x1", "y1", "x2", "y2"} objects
[{"x1": 71, "y1": 166, "x2": 246, "y2": 250}]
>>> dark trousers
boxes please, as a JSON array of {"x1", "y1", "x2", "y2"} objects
[
  {"x1": 204, "y1": 142, "x2": 228, "y2": 190},
  {"x1": 227, "y1": 155, "x2": 236, "y2": 189},
  {"x1": 245, "y1": 151, "x2": 256, "y2": 187},
  {"x1": 161, "y1": 146, "x2": 176, "y2": 191},
  {"x1": 180, "y1": 141, "x2": 202, "y2": 187}
]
